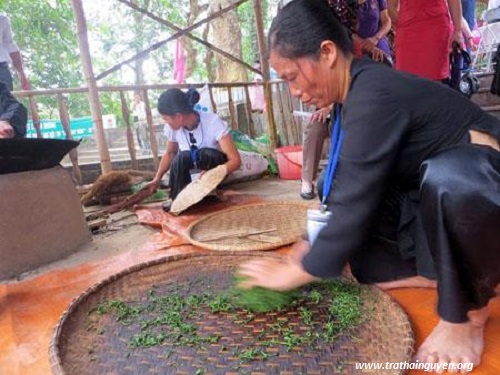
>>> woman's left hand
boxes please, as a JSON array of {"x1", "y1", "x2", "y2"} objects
[
  {"x1": 451, "y1": 28, "x2": 464, "y2": 49},
  {"x1": 366, "y1": 36, "x2": 379, "y2": 46},
  {"x1": 361, "y1": 39, "x2": 376, "y2": 52},
  {"x1": 238, "y1": 256, "x2": 319, "y2": 291},
  {"x1": 370, "y1": 47, "x2": 385, "y2": 62}
]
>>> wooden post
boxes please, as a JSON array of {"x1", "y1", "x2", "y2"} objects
[
  {"x1": 71, "y1": 0, "x2": 112, "y2": 174},
  {"x1": 284, "y1": 83, "x2": 301, "y2": 144},
  {"x1": 243, "y1": 85, "x2": 254, "y2": 138},
  {"x1": 141, "y1": 89, "x2": 160, "y2": 169},
  {"x1": 120, "y1": 91, "x2": 138, "y2": 170},
  {"x1": 28, "y1": 96, "x2": 42, "y2": 138},
  {"x1": 227, "y1": 87, "x2": 237, "y2": 130},
  {"x1": 253, "y1": 0, "x2": 277, "y2": 150},
  {"x1": 208, "y1": 84, "x2": 217, "y2": 113},
  {"x1": 57, "y1": 94, "x2": 83, "y2": 185},
  {"x1": 275, "y1": 84, "x2": 289, "y2": 145}
]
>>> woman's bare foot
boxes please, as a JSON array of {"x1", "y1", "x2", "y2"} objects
[
  {"x1": 375, "y1": 275, "x2": 437, "y2": 290},
  {"x1": 414, "y1": 307, "x2": 488, "y2": 373}
]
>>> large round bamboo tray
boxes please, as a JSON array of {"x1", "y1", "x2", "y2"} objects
[
  {"x1": 186, "y1": 201, "x2": 311, "y2": 251},
  {"x1": 50, "y1": 252, "x2": 414, "y2": 375}
]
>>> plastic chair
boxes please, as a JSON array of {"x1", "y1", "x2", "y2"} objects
[{"x1": 473, "y1": 9, "x2": 500, "y2": 73}]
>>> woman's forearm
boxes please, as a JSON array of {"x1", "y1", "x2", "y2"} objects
[
  {"x1": 154, "y1": 151, "x2": 174, "y2": 182},
  {"x1": 218, "y1": 134, "x2": 241, "y2": 174},
  {"x1": 224, "y1": 156, "x2": 241, "y2": 175},
  {"x1": 387, "y1": 0, "x2": 399, "y2": 27},
  {"x1": 447, "y1": 0, "x2": 463, "y2": 33},
  {"x1": 375, "y1": 10, "x2": 392, "y2": 40}
]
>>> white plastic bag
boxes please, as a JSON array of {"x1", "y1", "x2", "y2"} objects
[
  {"x1": 193, "y1": 85, "x2": 214, "y2": 113},
  {"x1": 224, "y1": 150, "x2": 269, "y2": 184}
]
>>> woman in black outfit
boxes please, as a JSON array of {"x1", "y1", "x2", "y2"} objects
[{"x1": 239, "y1": 0, "x2": 500, "y2": 372}]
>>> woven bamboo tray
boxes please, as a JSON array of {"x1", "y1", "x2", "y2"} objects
[
  {"x1": 170, "y1": 165, "x2": 227, "y2": 215},
  {"x1": 186, "y1": 201, "x2": 311, "y2": 251},
  {"x1": 50, "y1": 253, "x2": 414, "y2": 375}
]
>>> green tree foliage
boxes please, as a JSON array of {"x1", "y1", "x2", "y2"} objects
[
  {"x1": 2, "y1": 0, "x2": 82, "y2": 89},
  {"x1": 1, "y1": 0, "x2": 89, "y2": 117},
  {"x1": 1, "y1": 0, "x2": 274, "y2": 123},
  {"x1": 237, "y1": 0, "x2": 270, "y2": 66}
]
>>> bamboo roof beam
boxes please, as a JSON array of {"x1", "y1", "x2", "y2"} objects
[{"x1": 96, "y1": 0, "x2": 259, "y2": 81}]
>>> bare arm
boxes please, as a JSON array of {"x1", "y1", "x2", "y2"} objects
[
  {"x1": 447, "y1": 0, "x2": 464, "y2": 46},
  {"x1": 375, "y1": 9, "x2": 392, "y2": 41},
  {"x1": 143, "y1": 141, "x2": 179, "y2": 195},
  {"x1": 364, "y1": 9, "x2": 392, "y2": 52},
  {"x1": 153, "y1": 141, "x2": 178, "y2": 182},
  {"x1": 461, "y1": 16, "x2": 477, "y2": 50},
  {"x1": 387, "y1": 0, "x2": 399, "y2": 27},
  {"x1": 218, "y1": 134, "x2": 241, "y2": 174},
  {"x1": 9, "y1": 51, "x2": 30, "y2": 90},
  {"x1": 142, "y1": 141, "x2": 179, "y2": 194},
  {"x1": 2, "y1": 17, "x2": 30, "y2": 90}
]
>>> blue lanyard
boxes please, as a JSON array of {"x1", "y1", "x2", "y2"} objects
[
  {"x1": 321, "y1": 104, "x2": 345, "y2": 211},
  {"x1": 190, "y1": 147, "x2": 199, "y2": 169}
]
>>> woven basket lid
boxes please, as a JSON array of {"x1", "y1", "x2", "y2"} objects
[
  {"x1": 50, "y1": 252, "x2": 414, "y2": 375},
  {"x1": 170, "y1": 164, "x2": 228, "y2": 215},
  {"x1": 186, "y1": 201, "x2": 311, "y2": 251}
]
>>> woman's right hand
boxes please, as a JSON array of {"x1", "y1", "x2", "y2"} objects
[
  {"x1": 370, "y1": 47, "x2": 385, "y2": 62},
  {"x1": 309, "y1": 107, "x2": 330, "y2": 123},
  {"x1": 288, "y1": 239, "x2": 311, "y2": 263},
  {"x1": 142, "y1": 179, "x2": 160, "y2": 195}
]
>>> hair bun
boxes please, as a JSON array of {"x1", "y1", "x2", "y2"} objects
[{"x1": 186, "y1": 88, "x2": 200, "y2": 108}]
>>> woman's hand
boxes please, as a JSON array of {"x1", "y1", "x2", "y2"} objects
[
  {"x1": 288, "y1": 239, "x2": 311, "y2": 263},
  {"x1": 0, "y1": 121, "x2": 14, "y2": 138},
  {"x1": 361, "y1": 39, "x2": 376, "y2": 53},
  {"x1": 370, "y1": 47, "x2": 385, "y2": 62},
  {"x1": 310, "y1": 109, "x2": 325, "y2": 123},
  {"x1": 238, "y1": 252, "x2": 319, "y2": 291},
  {"x1": 142, "y1": 179, "x2": 160, "y2": 195},
  {"x1": 366, "y1": 36, "x2": 379, "y2": 46},
  {"x1": 451, "y1": 28, "x2": 464, "y2": 49}
]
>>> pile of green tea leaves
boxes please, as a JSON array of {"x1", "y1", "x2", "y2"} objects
[{"x1": 92, "y1": 276, "x2": 363, "y2": 365}]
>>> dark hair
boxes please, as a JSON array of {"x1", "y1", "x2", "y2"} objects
[
  {"x1": 157, "y1": 88, "x2": 200, "y2": 115},
  {"x1": 269, "y1": 0, "x2": 353, "y2": 60}
]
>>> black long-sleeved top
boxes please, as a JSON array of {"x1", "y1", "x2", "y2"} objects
[
  {"x1": 0, "y1": 81, "x2": 27, "y2": 138},
  {"x1": 302, "y1": 58, "x2": 500, "y2": 278}
]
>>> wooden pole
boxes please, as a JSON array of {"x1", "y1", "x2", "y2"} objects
[
  {"x1": 253, "y1": 0, "x2": 277, "y2": 150},
  {"x1": 227, "y1": 87, "x2": 237, "y2": 130},
  {"x1": 57, "y1": 94, "x2": 82, "y2": 184},
  {"x1": 27, "y1": 96, "x2": 42, "y2": 138},
  {"x1": 208, "y1": 85, "x2": 217, "y2": 113},
  {"x1": 120, "y1": 91, "x2": 138, "y2": 170},
  {"x1": 71, "y1": 0, "x2": 112, "y2": 174},
  {"x1": 284, "y1": 83, "x2": 301, "y2": 143},
  {"x1": 243, "y1": 85, "x2": 254, "y2": 138},
  {"x1": 275, "y1": 84, "x2": 289, "y2": 145},
  {"x1": 99, "y1": 0, "x2": 258, "y2": 81},
  {"x1": 141, "y1": 89, "x2": 159, "y2": 169}
]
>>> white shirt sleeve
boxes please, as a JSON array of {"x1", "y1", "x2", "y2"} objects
[
  {"x1": 210, "y1": 115, "x2": 230, "y2": 141},
  {"x1": 0, "y1": 15, "x2": 19, "y2": 55},
  {"x1": 163, "y1": 124, "x2": 177, "y2": 142}
]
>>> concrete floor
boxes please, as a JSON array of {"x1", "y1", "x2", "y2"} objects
[
  {"x1": 11, "y1": 177, "x2": 304, "y2": 283},
  {"x1": 2, "y1": 176, "x2": 499, "y2": 375}
]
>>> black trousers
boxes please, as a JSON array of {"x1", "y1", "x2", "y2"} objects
[
  {"x1": 319, "y1": 144, "x2": 500, "y2": 323},
  {"x1": 169, "y1": 148, "x2": 228, "y2": 200},
  {"x1": 0, "y1": 64, "x2": 13, "y2": 91}
]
